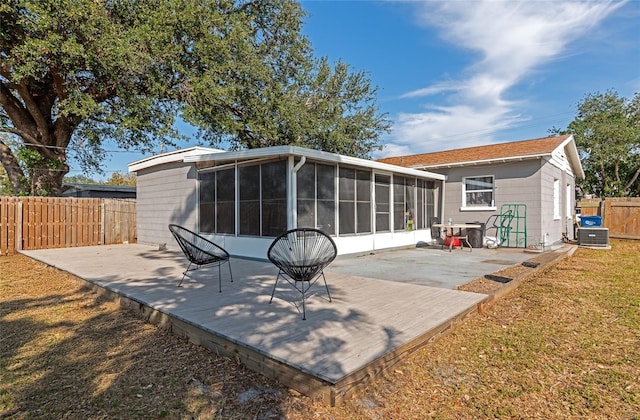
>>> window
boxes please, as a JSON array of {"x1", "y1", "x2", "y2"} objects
[
  {"x1": 317, "y1": 164, "x2": 336, "y2": 234},
  {"x1": 375, "y1": 174, "x2": 390, "y2": 232},
  {"x1": 198, "y1": 160, "x2": 286, "y2": 238},
  {"x1": 216, "y1": 169, "x2": 235, "y2": 234},
  {"x1": 338, "y1": 167, "x2": 371, "y2": 235},
  {"x1": 416, "y1": 179, "x2": 436, "y2": 229},
  {"x1": 199, "y1": 168, "x2": 236, "y2": 234},
  {"x1": 296, "y1": 163, "x2": 336, "y2": 235},
  {"x1": 356, "y1": 170, "x2": 371, "y2": 233},
  {"x1": 261, "y1": 161, "x2": 287, "y2": 237},
  {"x1": 239, "y1": 165, "x2": 260, "y2": 236},
  {"x1": 462, "y1": 176, "x2": 494, "y2": 209},
  {"x1": 393, "y1": 175, "x2": 416, "y2": 230}
]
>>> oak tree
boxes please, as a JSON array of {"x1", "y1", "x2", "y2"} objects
[
  {"x1": 1, "y1": 0, "x2": 389, "y2": 196},
  {"x1": 567, "y1": 91, "x2": 640, "y2": 197}
]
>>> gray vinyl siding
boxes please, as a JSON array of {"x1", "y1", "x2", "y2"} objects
[
  {"x1": 433, "y1": 159, "x2": 547, "y2": 246},
  {"x1": 431, "y1": 158, "x2": 577, "y2": 246},
  {"x1": 136, "y1": 162, "x2": 198, "y2": 247},
  {"x1": 539, "y1": 160, "x2": 576, "y2": 244}
]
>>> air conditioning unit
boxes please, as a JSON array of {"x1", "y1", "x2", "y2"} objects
[{"x1": 578, "y1": 227, "x2": 609, "y2": 246}]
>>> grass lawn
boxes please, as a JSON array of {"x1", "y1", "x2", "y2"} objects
[{"x1": 1, "y1": 240, "x2": 639, "y2": 419}]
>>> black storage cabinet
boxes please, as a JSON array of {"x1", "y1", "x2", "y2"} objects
[{"x1": 466, "y1": 222, "x2": 485, "y2": 248}]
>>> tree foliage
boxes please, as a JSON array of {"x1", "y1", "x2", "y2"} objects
[
  {"x1": 1, "y1": 0, "x2": 389, "y2": 196},
  {"x1": 554, "y1": 90, "x2": 640, "y2": 197},
  {"x1": 104, "y1": 171, "x2": 136, "y2": 186}
]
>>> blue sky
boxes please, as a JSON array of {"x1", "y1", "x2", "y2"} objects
[{"x1": 77, "y1": 0, "x2": 640, "y2": 179}]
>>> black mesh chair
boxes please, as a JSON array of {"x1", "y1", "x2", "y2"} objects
[
  {"x1": 267, "y1": 228, "x2": 337, "y2": 320},
  {"x1": 168, "y1": 224, "x2": 232, "y2": 292}
]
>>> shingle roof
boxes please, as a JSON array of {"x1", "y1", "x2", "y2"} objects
[{"x1": 377, "y1": 135, "x2": 572, "y2": 168}]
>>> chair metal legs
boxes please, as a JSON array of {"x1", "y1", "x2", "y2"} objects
[
  {"x1": 178, "y1": 261, "x2": 232, "y2": 292},
  {"x1": 270, "y1": 270, "x2": 332, "y2": 320}
]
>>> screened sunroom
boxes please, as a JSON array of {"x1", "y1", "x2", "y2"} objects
[{"x1": 130, "y1": 146, "x2": 446, "y2": 259}]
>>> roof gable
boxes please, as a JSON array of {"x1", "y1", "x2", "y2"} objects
[{"x1": 377, "y1": 135, "x2": 571, "y2": 168}]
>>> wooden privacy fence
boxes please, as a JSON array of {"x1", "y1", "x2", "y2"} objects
[
  {"x1": 577, "y1": 197, "x2": 640, "y2": 240},
  {"x1": 0, "y1": 197, "x2": 136, "y2": 255}
]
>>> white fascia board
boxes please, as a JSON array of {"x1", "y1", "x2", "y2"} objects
[
  {"x1": 558, "y1": 134, "x2": 585, "y2": 179},
  {"x1": 128, "y1": 146, "x2": 223, "y2": 173},
  {"x1": 183, "y1": 145, "x2": 446, "y2": 181},
  {"x1": 411, "y1": 154, "x2": 549, "y2": 170}
]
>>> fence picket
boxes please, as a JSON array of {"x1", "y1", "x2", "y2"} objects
[{"x1": 0, "y1": 197, "x2": 137, "y2": 255}]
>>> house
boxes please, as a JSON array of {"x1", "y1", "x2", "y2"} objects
[
  {"x1": 61, "y1": 183, "x2": 136, "y2": 199},
  {"x1": 377, "y1": 135, "x2": 585, "y2": 247},
  {"x1": 128, "y1": 146, "x2": 446, "y2": 259}
]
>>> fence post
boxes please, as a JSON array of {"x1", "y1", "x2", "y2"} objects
[
  {"x1": 16, "y1": 201, "x2": 23, "y2": 251},
  {"x1": 100, "y1": 199, "x2": 105, "y2": 245}
]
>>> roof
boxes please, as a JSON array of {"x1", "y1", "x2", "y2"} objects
[
  {"x1": 377, "y1": 135, "x2": 584, "y2": 178},
  {"x1": 128, "y1": 145, "x2": 446, "y2": 181},
  {"x1": 182, "y1": 145, "x2": 446, "y2": 181},
  {"x1": 63, "y1": 183, "x2": 136, "y2": 193},
  {"x1": 128, "y1": 146, "x2": 223, "y2": 173}
]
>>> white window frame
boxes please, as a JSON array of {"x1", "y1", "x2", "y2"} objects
[{"x1": 460, "y1": 175, "x2": 496, "y2": 211}]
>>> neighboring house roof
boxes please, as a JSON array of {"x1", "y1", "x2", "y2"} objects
[
  {"x1": 62, "y1": 183, "x2": 136, "y2": 198},
  {"x1": 377, "y1": 135, "x2": 585, "y2": 179}
]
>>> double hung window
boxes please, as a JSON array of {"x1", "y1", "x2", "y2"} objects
[{"x1": 462, "y1": 176, "x2": 495, "y2": 209}]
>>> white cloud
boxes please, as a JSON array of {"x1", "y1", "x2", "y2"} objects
[{"x1": 381, "y1": 0, "x2": 624, "y2": 157}]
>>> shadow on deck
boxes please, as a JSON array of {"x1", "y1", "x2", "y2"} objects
[{"x1": 21, "y1": 243, "x2": 574, "y2": 406}]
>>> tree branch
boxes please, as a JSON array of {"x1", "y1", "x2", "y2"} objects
[
  {"x1": 0, "y1": 81, "x2": 40, "y2": 142},
  {"x1": 0, "y1": 126, "x2": 39, "y2": 145},
  {"x1": 624, "y1": 167, "x2": 640, "y2": 193},
  {"x1": 15, "y1": 80, "x2": 50, "y2": 143},
  {"x1": 50, "y1": 65, "x2": 68, "y2": 101},
  {"x1": 0, "y1": 138, "x2": 27, "y2": 194}
]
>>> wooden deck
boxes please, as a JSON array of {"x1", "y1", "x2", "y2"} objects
[{"x1": 23, "y1": 244, "x2": 489, "y2": 406}]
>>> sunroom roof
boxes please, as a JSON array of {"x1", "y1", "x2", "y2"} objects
[{"x1": 182, "y1": 145, "x2": 446, "y2": 181}]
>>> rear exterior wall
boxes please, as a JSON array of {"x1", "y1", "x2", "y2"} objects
[
  {"x1": 136, "y1": 162, "x2": 198, "y2": 247},
  {"x1": 434, "y1": 159, "x2": 545, "y2": 247},
  {"x1": 433, "y1": 158, "x2": 576, "y2": 247}
]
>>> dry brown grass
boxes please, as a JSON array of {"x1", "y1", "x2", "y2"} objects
[{"x1": 2, "y1": 240, "x2": 639, "y2": 419}]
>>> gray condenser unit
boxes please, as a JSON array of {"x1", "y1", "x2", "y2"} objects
[{"x1": 578, "y1": 227, "x2": 609, "y2": 246}]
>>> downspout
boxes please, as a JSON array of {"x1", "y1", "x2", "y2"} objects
[{"x1": 289, "y1": 156, "x2": 306, "y2": 229}]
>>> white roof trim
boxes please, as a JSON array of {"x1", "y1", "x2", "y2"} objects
[
  {"x1": 559, "y1": 134, "x2": 585, "y2": 179},
  {"x1": 128, "y1": 146, "x2": 223, "y2": 173},
  {"x1": 183, "y1": 145, "x2": 446, "y2": 180}
]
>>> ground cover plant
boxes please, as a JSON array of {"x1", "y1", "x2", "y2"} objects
[{"x1": 1, "y1": 240, "x2": 638, "y2": 418}]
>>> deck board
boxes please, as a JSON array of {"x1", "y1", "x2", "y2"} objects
[{"x1": 22, "y1": 243, "x2": 493, "y2": 405}]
